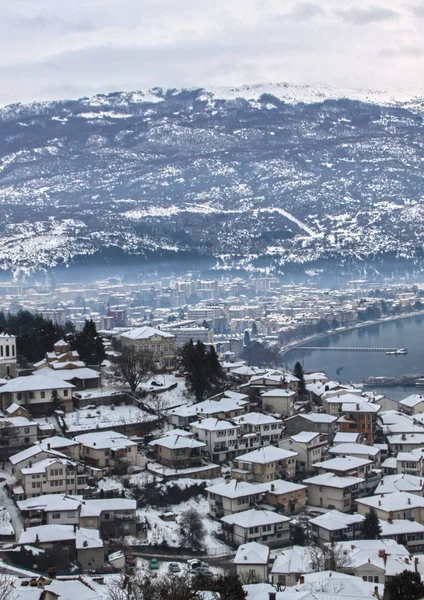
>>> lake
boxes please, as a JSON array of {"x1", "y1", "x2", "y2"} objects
[{"x1": 284, "y1": 314, "x2": 424, "y2": 400}]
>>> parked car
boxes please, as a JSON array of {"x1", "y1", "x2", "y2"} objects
[
  {"x1": 150, "y1": 558, "x2": 159, "y2": 570},
  {"x1": 168, "y1": 563, "x2": 181, "y2": 574}
]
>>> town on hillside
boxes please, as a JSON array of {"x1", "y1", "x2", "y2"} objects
[{"x1": 0, "y1": 280, "x2": 422, "y2": 600}]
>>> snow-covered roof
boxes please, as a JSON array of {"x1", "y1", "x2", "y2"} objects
[
  {"x1": 5, "y1": 403, "x2": 27, "y2": 415},
  {"x1": 293, "y1": 570, "x2": 384, "y2": 598},
  {"x1": 375, "y1": 473, "x2": 424, "y2": 495},
  {"x1": 18, "y1": 494, "x2": 82, "y2": 513},
  {"x1": 380, "y1": 518, "x2": 424, "y2": 536},
  {"x1": 309, "y1": 510, "x2": 364, "y2": 531},
  {"x1": 270, "y1": 545, "x2": 314, "y2": 575},
  {"x1": 0, "y1": 374, "x2": 75, "y2": 393},
  {"x1": 221, "y1": 508, "x2": 290, "y2": 528},
  {"x1": 333, "y1": 432, "x2": 362, "y2": 444},
  {"x1": 265, "y1": 480, "x2": 307, "y2": 495},
  {"x1": 0, "y1": 416, "x2": 36, "y2": 428},
  {"x1": 205, "y1": 479, "x2": 269, "y2": 499},
  {"x1": 73, "y1": 430, "x2": 136, "y2": 450},
  {"x1": 169, "y1": 404, "x2": 198, "y2": 417},
  {"x1": 399, "y1": 394, "x2": 424, "y2": 408},
  {"x1": 191, "y1": 418, "x2": 239, "y2": 432},
  {"x1": 293, "y1": 413, "x2": 337, "y2": 424},
  {"x1": 233, "y1": 412, "x2": 282, "y2": 426},
  {"x1": 261, "y1": 389, "x2": 296, "y2": 398},
  {"x1": 290, "y1": 432, "x2": 321, "y2": 444},
  {"x1": 236, "y1": 446, "x2": 297, "y2": 464},
  {"x1": 18, "y1": 524, "x2": 103, "y2": 549},
  {"x1": 303, "y1": 473, "x2": 365, "y2": 488},
  {"x1": 40, "y1": 367, "x2": 100, "y2": 382},
  {"x1": 79, "y1": 498, "x2": 136, "y2": 517},
  {"x1": 234, "y1": 541, "x2": 270, "y2": 565},
  {"x1": 149, "y1": 433, "x2": 206, "y2": 450},
  {"x1": 328, "y1": 443, "x2": 380, "y2": 458},
  {"x1": 314, "y1": 456, "x2": 372, "y2": 472},
  {"x1": 9, "y1": 445, "x2": 67, "y2": 465},
  {"x1": 342, "y1": 401, "x2": 381, "y2": 413},
  {"x1": 357, "y1": 491, "x2": 424, "y2": 512},
  {"x1": 121, "y1": 326, "x2": 175, "y2": 340},
  {"x1": 39, "y1": 436, "x2": 80, "y2": 450},
  {"x1": 195, "y1": 397, "x2": 248, "y2": 415},
  {"x1": 21, "y1": 457, "x2": 76, "y2": 475}
]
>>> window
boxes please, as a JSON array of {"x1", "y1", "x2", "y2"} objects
[
  {"x1": 41, "y1": 391, "x2": 45, "y2": 399},
  {"x1": 52, "y1": 513, "x2": 60, "y2": 519},
  {"x1": 24, "y1": 428, "x2": 30, "y2": 434},
  {"x1": 104, "y1": 513, "x2": 110, "y2": 520},
  {"x1": 17, "y1": 393, "x2": 22, "y2": 401},
  {"x1": 64, "y1": 390, "x2": 68, "y2": 397},
  {"x1": 5, "y1": 346, "x2": 9, "y2": 357},
  {"x1": 29, "y1": 392, "x2": 34, "y2": 400}
]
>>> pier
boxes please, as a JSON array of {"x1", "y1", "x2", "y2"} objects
[{"x1": 296, "y1": 347, "x2": 407, "y2": 353}]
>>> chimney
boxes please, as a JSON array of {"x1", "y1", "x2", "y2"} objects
[
  {"x1": 378, "y1": 500, "x2": 381, "y2": 506},
  {"x1": 268, "y1": 593, "x2": 276, "y2": 600},
  {"x1": 47, "y1": 443, "x2": 50, "y2": 450},
  {"x1": 271, "y1": 483, "x2": 275, "y2": 492},
  {"x1": 83, "y1": 540, "x2": 88, "y2": 547},
  {"x1": 408, "y1": 497, "x2": 411, "y2": 505},
  {"x1": 73, "y1": 524, "x2": 77, "y2": 533},
  {"x1": 415, "y1": 557, "x2": 419, "y2": 572},
  {"x1": 351, "y1": 544, "x2": 355, "y2": 550},
  {"x1": 356, "y1": 403, "x2": 359, "y2": 410},
  {"x1": 378, "y1": 550, "x2": 387, "y2": 565},
  {"x1": 405, "y1": 558, "x2": 410, "y2": 564},
  {"x1": 299, "y1": 575, "x2": 305, "y2": 584}
]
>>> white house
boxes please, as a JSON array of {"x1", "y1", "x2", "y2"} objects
[
  {"x1": 190, "y1": 418, "x2": 240, "y2": 463},
  {"x1": 303, "y1": 472, "x2": 365, "y2": 512},
  {"x1": 279, "y1": 432, "x2": 328, "y2": 474},
  {"x1": 221, "y1": 508, "x2": 291, "y2": 546},
  {"x1": 260, "y1": 389, "x2": 296, "y2": 417},
  {"x1": 234, "y1": 541, "x2": 270, "y2": 583},
  {"x1": 205, "y1": 479, "x2": 268, "y2": 517},
  {"x1": 120, "y1": 326, "x2": 176, "y2": 370},
  {"x1": 0, "y1": 374, "x2": 74, "y2": 414},
  {"x1": 399, "y1": 394, "x2": 424, "y2": 416},
  {"x1": 232, "y1": 446, "x2": 298, "y2": 482}
]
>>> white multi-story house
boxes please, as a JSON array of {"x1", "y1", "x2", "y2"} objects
[
  {"x1": 0, "y1": 374, "x2": 75, "y2": 414},
  {"x1": 232, "y1": 446, "x2": 298, "y2": 482},
  {"x1": 232, "y1": 413, "x2": 283, "y2": 452},
  {"x1": 221, "y1": 508, "x2": 291, "y2": 546},
  {"x1": 21, "y1": 457, "x2": 89, "y2": 498},
  {"x1": 260, "y1": 389, "x2": 296, "y2": 417},
  {"x1": 327, "y1": 442, "x2": 382, "y2": 468},
  {"x1": 205, "y1": 479, "x2": 269, "y2": 517},
  {"x1": 73, "y1": 431, "x2": 138, "y2": 470},
  {"x1": 120, "y1": 326, "x2": 176, "y2": 370},
  {"x1": 279, "y1": 432, "x2": 328, "y2": 475},
  {"x1": 190, "y1": 418, "x2": 240, "y2": 463},
  {"x1": 0, "y1": 416, "x2": 38, "y2": 451}
]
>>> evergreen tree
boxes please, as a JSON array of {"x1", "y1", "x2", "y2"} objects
[
  {"x1": 294, "y1": 361, "x2": 306, "y2": 395},
  {"x1": 71, "y1": 319, "x2": 105, "y2": 365},
  {"x1": 179, "y1": 340, "x2": 225, "y2": 401},
  {"x1": 244, "y1": 330, "x2": 251, "y2": 346},
  {"x1": 291, "y1": 523, "x2": 306, "y2": 546},
  {"x1": 384, "y1": 570, "x2": 424, "y2": 600},
  {"x1": 212, "y1": 573, "x2": 247, "y2": 600},
  {"x1": 251, "y1": 322, "x2": 258, "y2": 336},
  {"x1": 361, "y1": 508, "x2": 382, "y2": 539}
]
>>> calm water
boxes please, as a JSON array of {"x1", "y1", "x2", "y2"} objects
[{"x1": 284, "y1": 315, "x2": 424, "y2": 397}]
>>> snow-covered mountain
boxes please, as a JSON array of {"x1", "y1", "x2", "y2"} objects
[{"x1": 1, "y1": 83, "x2": 424, "y2": 278}]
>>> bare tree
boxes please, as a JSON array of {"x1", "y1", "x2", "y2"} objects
[
  {"x1": 106, "y1": 573, "x2": 204, "y2": 600},
  {"x1": 115, "y1": 346, "x2": 155, "y2": 393},
  {"x1": 150, "y1": 393, "x2": 170, "y2": 419},
  {"x1": 0, "y1": 576, "x2": 17, "y2": 600},
  {"x1": 307, "y1": 542, "x2": 351, "y2": 573},
  {"x1": 180, "y1": 507, "x2": 206, "y2": 550}
]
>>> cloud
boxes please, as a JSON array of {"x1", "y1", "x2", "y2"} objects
[
  {"x1": 0, "y1": 0, "x2": 421, "y2": 105},
  {"x1": 336, "y1": 5, "x2": 399, "y2": 25},
  {"x1": 288, "y1": 2, "x2": 326, "y2": 21},
  {"x1": 380, "y1": 45, "x2": 423, "y2": 58}
]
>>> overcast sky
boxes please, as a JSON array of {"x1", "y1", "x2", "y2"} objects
[{"x1": 1, "y1": 0, "x2": 423, "y2": 105}]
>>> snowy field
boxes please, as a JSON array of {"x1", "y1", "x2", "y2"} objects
[
  {"x1": 140, "y1": 373, "x2": 193, "y2": 411},
  {"x1": 62, "y1": 404, "x2": 157, "y2": 433},
  {"x1": 126, "y1": 494, "x2": 232, "y2": 557}
]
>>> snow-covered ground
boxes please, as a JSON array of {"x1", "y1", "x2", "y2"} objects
[
  {"x1": 62, "y1": 404, "x2": 156, "y2": 433},
  {"x1": 140, "y1": 373, "x2": 193, "y2": 411},
  {"x1": 126, "y1": 495, "x2": 232, "y2": 557}
]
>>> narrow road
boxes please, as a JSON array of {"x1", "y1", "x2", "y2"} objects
[{"x1": 0, "y1": 483, "x2": 23, "y2": 540}]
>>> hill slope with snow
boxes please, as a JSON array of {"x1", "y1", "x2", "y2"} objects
[{"x1": 1, "y1": 83, "x2": 424, "y2": 278}]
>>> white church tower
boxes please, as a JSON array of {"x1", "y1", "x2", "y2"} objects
[{"x1": 0, "y1": 333, "x2": 17, "y2": 378}]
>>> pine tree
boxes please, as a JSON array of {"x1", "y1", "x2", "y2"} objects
[
  {"x1": 294, "y1": 361, "x2": 306, "y2": 395},
  {"x1": 291, "y1": 523, "x2": 306, "y2": 546},
  {"x1": 361, "y1": 508, "x2": 382, "y2": 539},
  {"x1": 244, "y1": 330, "x2": 251, "y2": 347},
  {"x1": 251, "y1": 322, "x2": 258, "y2": 336},
  {"x1": 384, "y1": 570, "x2": 424, "y2": 600}
]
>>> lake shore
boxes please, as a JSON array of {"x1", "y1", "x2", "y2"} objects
[{"x1": 280, "y1": 310, "x2": 424, "y2": 361}]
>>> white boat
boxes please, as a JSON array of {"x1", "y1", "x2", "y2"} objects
[{"x1": 386, "y1": 348, "x2": 408, "y2": 356}]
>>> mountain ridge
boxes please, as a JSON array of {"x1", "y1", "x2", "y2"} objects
[{"x1": 0, "y1": 83, "x2": 423, "y2": 279}]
